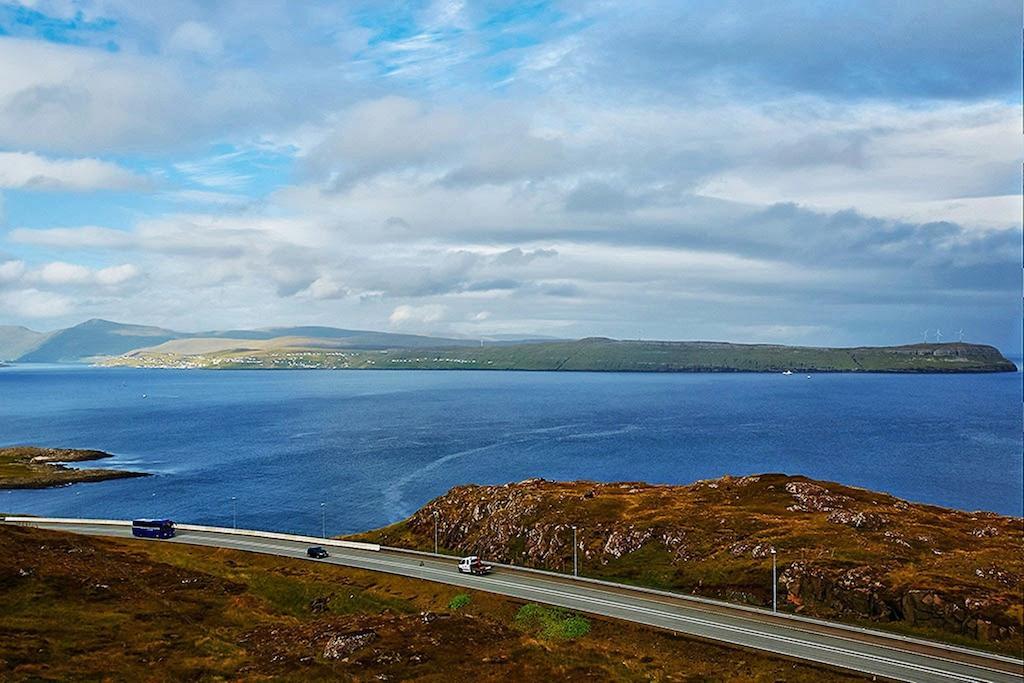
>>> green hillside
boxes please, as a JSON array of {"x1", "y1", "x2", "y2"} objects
[{"x1": 101, "y1": 338, "x2": 1017, "y2": 373}]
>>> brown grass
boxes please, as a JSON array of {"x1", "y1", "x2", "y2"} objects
[
  {"x1": 350, "y1": 474, "x2": 1024, "y2": 654},
  {"x1": 0, "y1": 525, "x2": 866, "y2": 681}
]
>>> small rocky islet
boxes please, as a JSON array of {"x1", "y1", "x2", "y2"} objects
[{"x1": 0, "y1": 446, "x2": 147, "y2": 489}]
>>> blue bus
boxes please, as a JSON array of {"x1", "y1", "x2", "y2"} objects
[{"x1": 132, "y1": 519, "x2": 176, "y2": 539}]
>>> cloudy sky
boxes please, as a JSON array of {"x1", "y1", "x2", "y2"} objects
[{"x1": 0, "y1": 1, "x2": 1020, "y2": 351}]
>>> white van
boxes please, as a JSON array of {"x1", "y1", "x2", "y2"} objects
[{"x1": 457, "y1": 556, "x2": 493, "y2": 575}]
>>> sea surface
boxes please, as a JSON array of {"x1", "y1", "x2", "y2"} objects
[{"x1": 1, "y1": 365, "x2": 1021, "y2": 535}]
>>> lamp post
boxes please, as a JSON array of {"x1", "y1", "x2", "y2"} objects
[
  {"x1": 571, "y1": 525, "x2": 578, "y2": 577},
  {"x1": 433, "y1": 511, "x2": 439, "y2": 555},
  {"x1": 770, "y1": 548, "x2": 778, "y2": 613},
  {"x1": 320, "y1": 502, "x2": 326, "y2": 539},
  {"x1": 231, "y1": 496, "x2": 237, "y2": 529}
]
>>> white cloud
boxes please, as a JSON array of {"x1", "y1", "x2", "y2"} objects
[
  {"x1": 305, "y1": 276, "x2": 349, "y2": 300},
  {"x1": 0, "y1": 288, "x2": 72, "y2": 318},
  {"x1": 166, "y1": 21, "x2": 222, "y2": 58},
  {"x1": 95, "y1": 264, "x2": 141, "y2": 286},
  {"x1": 0, "y1": 5, "x2": 1017, "y2": 350},
  {"x1": 694, "y1": 102, "x2": 1022, "y2": 229},
  {"x1": 389, "y1": 304, "x2": 446, "y2": 326},
  {"x1": 7, "y1": 260, "x2": 142, "y2": 288},
  {"x1": 0, "y1": 260, "x2": 27, "y2": 283},
  {"x1": 10, "y1": 226, "x2": 135, "y2": 248},
  {"x1": 0, "y1": 37, "x2": 269, "y2": 154},
  {"x1": 35, "y1": 261, "x2": 92, "y2": 285},
  {"x1": 160, "y1": 189, "x2": 251, "y2": 206},
  {"x1": 0, "y1": 151, "x2": 149, "y2": 191}
]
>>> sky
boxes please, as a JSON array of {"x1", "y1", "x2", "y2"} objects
[{"x1": 0, "y1": 0, "x2": 1020, "y2": 352}]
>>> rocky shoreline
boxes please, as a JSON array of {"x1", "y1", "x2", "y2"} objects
[{"x1": 0, "y1": 446, "x2": 148, "y2": 489}]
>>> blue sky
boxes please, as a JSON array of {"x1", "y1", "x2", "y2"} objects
[{"x1": 0, "y1": 0, "x2": 1020, "y2": 353}]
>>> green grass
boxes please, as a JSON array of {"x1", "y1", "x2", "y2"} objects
[
  {"x1": 448, "y1": 593, "x2": 471, "y2": 610},
  {"x1": 514, "y1": 603, "x2": 591, "y2": 640}
]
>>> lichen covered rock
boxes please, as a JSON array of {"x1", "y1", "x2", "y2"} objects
[{"x1": 355, "y1": 473, "x2": 1023, "y2": 647}]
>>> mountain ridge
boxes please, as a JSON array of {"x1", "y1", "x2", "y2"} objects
[{"x1": 0, "y1": 319, "x2": 547, "y2": 363}]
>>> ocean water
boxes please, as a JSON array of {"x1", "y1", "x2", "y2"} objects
[{"x1": 1, "y1": 365, "x2": 1020, "y2": 536}]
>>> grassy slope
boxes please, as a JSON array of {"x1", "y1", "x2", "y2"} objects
[
  {"x1": 349, "y1": 474, "x2": 1024, "y2": 655},
  {"x1": 101, "y1": 338, "x2": 1017, "y2": 373},
  {"x1": 0, "y1": 525, "x2": 865, "y2": 682},
  {"x1": 0, "y1": 446, "x2": 146, "y2": 489}
]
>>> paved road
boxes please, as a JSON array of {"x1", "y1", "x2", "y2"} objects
[{"x1": 7, "y1": 519, "x2": 1023, "y2": 683}]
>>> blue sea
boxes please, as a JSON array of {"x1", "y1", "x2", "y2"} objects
[{"x1": 1, "y1": 365, "x2": 1021, "y2": 535}]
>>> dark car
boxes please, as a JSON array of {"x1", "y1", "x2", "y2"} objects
[{"x1": 306, "y1": 546, "x2": 329, "y2": 559}]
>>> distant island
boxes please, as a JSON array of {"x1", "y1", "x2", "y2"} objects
[
  {"x1": 0, "y1": 446, "x2": 147, "y2": 489},
  {"x1": 102, "y1": 338, "x2": 1016, "y2": 373},
  {"x1": 1, "y1": 319, "x2": 1016, "y2": 373}
]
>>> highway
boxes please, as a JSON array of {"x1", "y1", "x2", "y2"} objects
[{"x1": 4, "y1": 518, "x2": 1022, "y2": 683}]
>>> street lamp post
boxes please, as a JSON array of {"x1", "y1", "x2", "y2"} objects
[
  {"x1": 231, "y1": 496, "x2": 237, "y2": 529},
  {"x1": 320, "y1": 502, "x2": 326, "y2": 539},
  {"x1": 571, "y1": 525, "x2": 578, "y2": 577},
  {"x1": 770, "y1": 548, "x2": 778, "y2": 613},
  {"x1": 433, "y1": 511, "x2": 439, "y2": 555}
]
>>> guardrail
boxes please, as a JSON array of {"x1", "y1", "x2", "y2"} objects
[
  {"x1": 2, "y1": 516, "x2": 129, "y2": 526},
  {"x1": 0, "y1": 516, "x2": 380, "y2": 552},
  {"x1": 176, "y1": 523, "x2": 380, "y2": 552}
]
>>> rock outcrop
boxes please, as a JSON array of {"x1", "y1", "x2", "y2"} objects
[{"x1": 354, "y1": 474, "x2": 1023, "y2": 647}]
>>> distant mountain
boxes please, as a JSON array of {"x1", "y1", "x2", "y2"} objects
[
  {"x1": 3, "y1": 319, "x2": 534, "y2": 363},
  {"x1": 197, "y1": 326, "x2": 483, "y2": 349},
  {"x1": 0, "y1": 325, "x2": 49, "y2": 361},
  {"x1": 485, "y1": 333, "x2": 562, "y2": 341},
  {"x1": 16, "y1": 319, "x2": 181, "y2": 363}
]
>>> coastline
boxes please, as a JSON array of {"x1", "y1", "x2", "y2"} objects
[{"x1": 0, "y1": 446, "x2": 149, "y2": 490}]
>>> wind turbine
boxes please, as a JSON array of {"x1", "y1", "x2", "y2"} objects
[
  {"x1": 922, "y1": 329, "x2": 930, "y2": 343},
  {"x1": 958, "y1": 328, "x2": 964, "y2": 342},
  {"x1": 935, "y1": 329, "x2": 943, "y2": 343}
]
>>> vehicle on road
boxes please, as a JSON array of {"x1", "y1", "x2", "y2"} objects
[
  {"x1": 131, "y1": 519, "x2": 175, "y2": 539},
  {"x1": 306, "y1": 546, "x2": 329, "y2": 559},
  {"x1": 458, "y1": 555, "x2": 493, "y2": 575}
]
